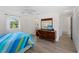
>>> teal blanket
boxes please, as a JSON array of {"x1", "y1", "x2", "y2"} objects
[{"x1": 0, "y1": 32, "x2": 35, "y2": 53}]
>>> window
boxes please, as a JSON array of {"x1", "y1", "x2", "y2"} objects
[
  {"x1": 7, "y1": 16, "x2": 20, "y2": 30},
  {"x1": 10, "y1": 20, "x2": 19, "y2": 29}
]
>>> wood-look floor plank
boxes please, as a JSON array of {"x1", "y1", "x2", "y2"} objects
[{"x1": 25, "y1": 33, "x2": 77, "y2": 53}]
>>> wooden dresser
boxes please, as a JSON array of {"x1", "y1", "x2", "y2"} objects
[{"x1": 36, "y1": 29, "x2": 56, "y2": 42}]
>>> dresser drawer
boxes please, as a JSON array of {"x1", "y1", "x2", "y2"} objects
[{"x1": 36, "y1": 30, "x2": 56, "y2": 42}]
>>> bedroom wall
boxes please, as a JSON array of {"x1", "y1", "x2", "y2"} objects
[
  {"x1": 0, "y1": 14, "x2": 7, "y2": 34},
  {"x1": 72, "y1": 7, "x2": 79, "y2": 52},
  {"x1": 20, "y1": 15, "x2": 36, "y2": 34}
]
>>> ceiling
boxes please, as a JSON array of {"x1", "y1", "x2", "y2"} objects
[{"x1": 0, "y1": 6, "x2": 75, "y2": 16}]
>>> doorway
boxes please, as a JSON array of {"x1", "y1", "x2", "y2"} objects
[{"x1": 60, "y1": 14, "x2": 72, "y2": 38}]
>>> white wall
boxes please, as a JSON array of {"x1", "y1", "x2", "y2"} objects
[
  {"x1": 72, "y1": 7, "x2": 79, "y2": 52},
  {"x1": 20, "y1": 15, "x2": 36, "y2": 34},
  {"x1": 0, "y1": 14, "x2": 7, "y2": 34}
]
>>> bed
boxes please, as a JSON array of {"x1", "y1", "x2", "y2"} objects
[{"x1": 0, "y1": 32, "x2": 35, "y2": 53}]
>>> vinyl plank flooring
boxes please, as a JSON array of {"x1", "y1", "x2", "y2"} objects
[{"x1": 25, "y1": 33, "x2": 77, "y2": 53}]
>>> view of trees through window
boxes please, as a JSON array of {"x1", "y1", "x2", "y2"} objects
[{"x1": 10, "y1": 20, "x2": 19, "y2": 29}]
